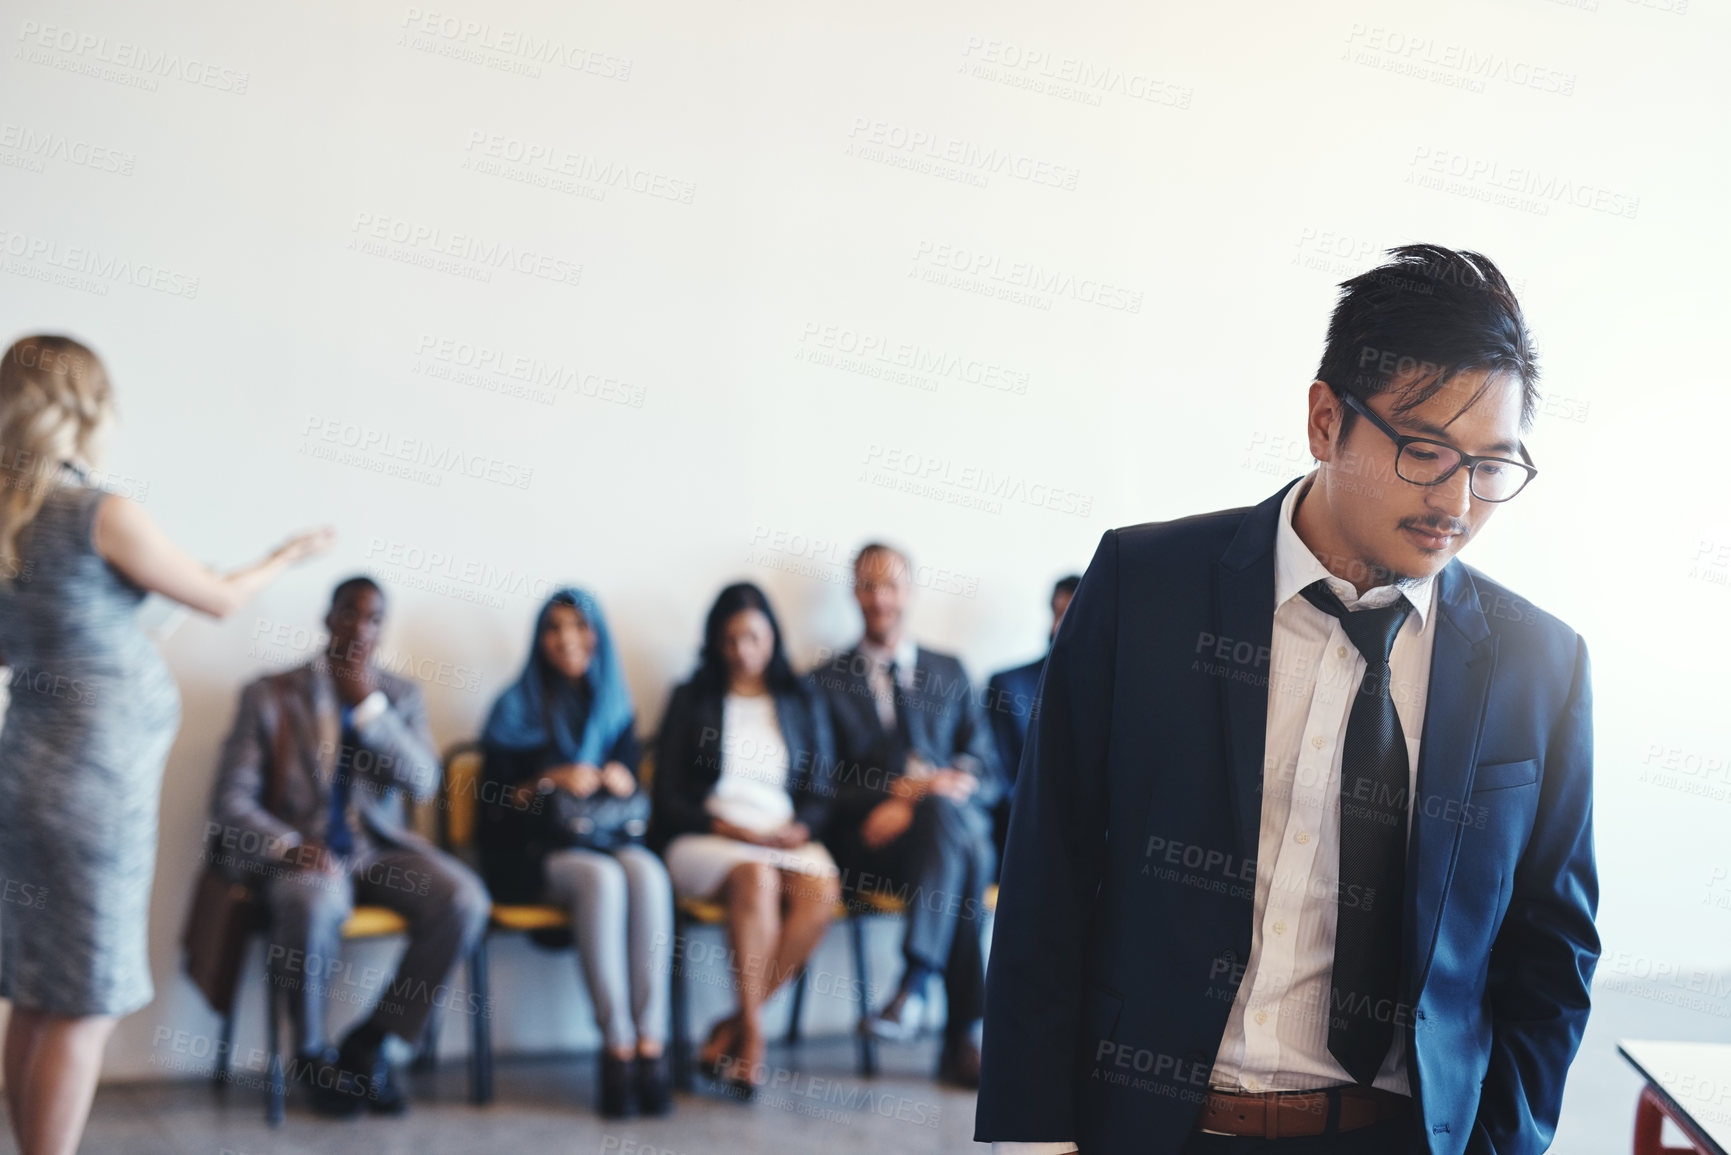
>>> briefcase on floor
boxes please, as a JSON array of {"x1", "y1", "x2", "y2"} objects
[{"x1": 181, "y1": 865, "x2": 262, "y2": 1017}]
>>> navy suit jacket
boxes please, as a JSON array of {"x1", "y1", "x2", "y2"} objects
[
  {"x1": 810, "y1": 644, "x2": 1005, "y2": 833},
  {"x1": 976, "y1": 478, "x2": 1599, "y2": 1155},
  {"x1": 986, "y1": 655, "x2": 1045, "y2": 795}
]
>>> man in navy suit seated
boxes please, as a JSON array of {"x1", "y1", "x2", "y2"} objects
[
  {"x1": 814, "y1": 541, "x2": 1002, "y2": 1088},
  {"x1": 977, "y1": 244, "x2": 1598, "y2": 1154},
  {"x1": 985, "y1": 574, "x2": 1081, "y2": 862}
]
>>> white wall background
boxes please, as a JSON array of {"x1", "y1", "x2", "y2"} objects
[{"x1": 2, "y1": 0, "x2": 1728, "y2": 1148}]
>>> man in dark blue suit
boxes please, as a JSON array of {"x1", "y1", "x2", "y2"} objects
[
  {"x1": 977, "y1": 245, "x2": 1598, "y2": 1155},
  {"x1": 986, "y1": 574, "x2": 1082, "y2": 861},
  {"x1": 815, "y1": 541, "x2": 1003, "y2": 1087}
]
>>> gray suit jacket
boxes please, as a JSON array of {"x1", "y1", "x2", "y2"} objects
[{"x1": 209, "y1": 660, "x2": 442, "y2": 878}]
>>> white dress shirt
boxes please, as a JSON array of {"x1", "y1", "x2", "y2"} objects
[
  {"x1": 705, "y1": 691, "x2": 795, "y2": 834},
  {"x1": 994, "y1": 471, "x2": 1438, "y2": 1155}
]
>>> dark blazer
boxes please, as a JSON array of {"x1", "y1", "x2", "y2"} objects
[
  {"x1": 975, "y1": 477, "x2": 1599, "y2": 1155},
  {"x1": 985, "y1": 655, "x2": 1045, "y2": 793},
  {"x1": 648, "y1": 674, "x2": 838, "y2": 853},
  {"x1": 810, "y1": 643, "x2": 1004, "y2": 834},
  {"x1": 210, "y1": 661, "x2": 443, "y2": 879}
]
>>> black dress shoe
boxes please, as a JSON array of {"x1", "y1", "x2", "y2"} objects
[
  {"x1": 293, "y1": 1047, "x2": 340, "y2": 1087},
  {"x1": 305, "y1": 1057, "x2": 368, "y2": 1118},
  {"x1": 335, "y1": 1026, "x2": 409, "y2": 1116},
  {"x1": 599, "y1": 1053, "x2": 637, "y2": 1118},
  {"x1": 635, "y1": 1053, "x2": 674, "y2": 1116}
]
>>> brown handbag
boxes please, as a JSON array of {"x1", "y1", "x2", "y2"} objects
[
  {"x1": 180, "y1": 866, "x2": 262, "y2": 1015},
  {"x1": 180, "y1": 680, "x2": 291, "y2": 1016}
]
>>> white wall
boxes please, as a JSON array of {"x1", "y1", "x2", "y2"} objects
[{"x1": 2, "y1": 0, "x2": 1728, "y2": 1139}]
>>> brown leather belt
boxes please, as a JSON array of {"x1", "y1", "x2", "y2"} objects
[{"x1": 1196, "y1": 1086, "x2": 1412, "y2": 1139}]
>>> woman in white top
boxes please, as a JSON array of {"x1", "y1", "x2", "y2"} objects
[{"x1": 650, "y1": 582, "x2": 840, "y2": 1096}]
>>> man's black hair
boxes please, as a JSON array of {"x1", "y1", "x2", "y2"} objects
[
  {"x1": 329, "y1": 574, "x2": 384, "y2": 610},
  {"x1": 1316, "y1": 243, "x2": 1539, "y2": 439}
]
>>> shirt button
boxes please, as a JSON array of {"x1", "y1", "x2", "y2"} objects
[
  {"x1": 1311, "y1": 736, "x2": 1325, "y2": 749},
  {"x1": 1337, "y1": 646, "x2": 1347, "y2": 659},
  {"x1": 1244, "y1": 1075, "x2": 1260, "y2": 1090},
  {"x1": 1296, "y1": 832, "x2": 1310, "y2": 845},
  {"x1": 1254, "y1": 1010, "x2": 1268, "y2": 1025},
  {"x1": 1273, "y1": 920, "x2": 1287, "y2": 935}
]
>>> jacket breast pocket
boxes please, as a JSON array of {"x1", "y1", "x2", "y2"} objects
[{"x1": 1470, "y1": 757, "x2": 1540, "y2": 793}]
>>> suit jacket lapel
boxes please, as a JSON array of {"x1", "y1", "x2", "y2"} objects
[
  {"x1": 904, "y1": 647, "x2": 931, "y2": 757},
  {"x1": 1405, "y1": 560, "x2": 1496, "y2": 998},
  {"x1": 302, "y1": 661, "x2": 341, "y2": 792},
  {"x1": 1213, "y1": 479, "x2": 1302, "y2": 861}
]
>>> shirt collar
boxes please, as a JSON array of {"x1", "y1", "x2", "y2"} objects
[
  {"x1": 858, "y1": 633, "x2": 918, "y2": 674},
  {"x1": 1274, "y1": 470, "x2": 1435, "y2": 629}
]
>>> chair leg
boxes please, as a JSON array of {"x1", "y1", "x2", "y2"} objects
[
  {"x1": 469, "y1": 940, "x2": 493, "y2": 1105},
  {"x1": 212, "y1": 1012, "x2": 234, "y2": 1088},
  {"x1": 784, "y1": 966, "x2": 808, "y2": 1046},
  {"x1": 670, "y1": 911, "x2": 693, "y2": 1092},
  {"x1": 265, "y1": 962, "x2": 286, "y2": 1127},
  {"x1": 850, "y1": 917, "x2": 876, "y2": 1077},
  {"x1": 412, "y1": 1006, "x2": 440, "y2": 1074}
]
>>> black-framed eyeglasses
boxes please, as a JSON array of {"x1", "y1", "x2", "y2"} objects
[{"x1": 1335, "y1": 389, "x2": 1537, "y2": 503}]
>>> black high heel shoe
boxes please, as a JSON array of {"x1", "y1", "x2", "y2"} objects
[
  {"x1": 698, "y1": 1017, "x2": 737, "y2": 1081},
  {"x1": 598, "y1": 1053, "x2": 637, "y2": 1118},
  {"x1": 636, "y1": 1052, "x2": 673, "y2": 1116}
]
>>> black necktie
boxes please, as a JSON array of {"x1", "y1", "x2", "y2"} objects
[
  {"x1": 1299, "y1": 578, "x2": 1412, "y2": 1087},
  {"x1": 885, "y1": 659, "x2": 913, "y2": 748}
]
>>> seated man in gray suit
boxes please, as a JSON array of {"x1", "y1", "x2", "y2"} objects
[
  {"x1": 209, "y1": 576, "x2": 489, "y2": 1116},
  {"x1": 814, "y1": 542, "x2": 1002, "y2": 1089}
]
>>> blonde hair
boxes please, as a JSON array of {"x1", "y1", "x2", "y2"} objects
[{"x1": 0, "y1": 335, "x2": 114, "y2": 579}]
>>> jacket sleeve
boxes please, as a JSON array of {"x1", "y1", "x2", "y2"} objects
[
  {"x1": 975, "y1": 529, "x2": 1118, "y2": 1144},
  {"x1": 947, "y1": 660, "x2": 1005, "y2": 811},
  {"x1": 651, "y1": 683, "x2": 712, "y2": 844},
  {"x1": 352, "y1": 681, "x2": 441, "y2": 805},
  {"x1": 793, "y1": 676, "x2": 838, "y2": 836},
  {"x1": 210, "y1": 679, "x2": 301, "y2": 863},
  {"x1": 986, "y1": 671, "x2": 1025, "y2": 797},
  {"x1": 1468, "y1": 634, "x2": 1600, "y2": 1155}
]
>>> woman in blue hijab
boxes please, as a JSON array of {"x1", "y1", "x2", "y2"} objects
[{"x1": 478, "y1": 587, "x2": 673, "y2": 1118}]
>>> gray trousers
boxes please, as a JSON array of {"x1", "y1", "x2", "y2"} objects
[
  {"x1": 264, "y1": 840, "x2": 490, "y2": 1056},
  {"x1": 543, "y1": 844, "x2": 673, "y2": 1052}
]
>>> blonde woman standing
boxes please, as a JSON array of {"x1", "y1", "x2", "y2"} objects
[{"x1": 0, "y1": 335, "x2": 331, "y2": 1155}]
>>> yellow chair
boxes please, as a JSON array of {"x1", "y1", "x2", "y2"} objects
[
  {"x1": 214, "y1": 815, "x2": 486, "y2": 1125},
  {"x1": 443, "y1": 741, "x2": 1001, "y2": 1092},
  {"x1": 447, "y1": 741, "x2": 884, "y2": 1089}
]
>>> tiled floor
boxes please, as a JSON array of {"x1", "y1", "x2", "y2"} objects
[
  {"x1": 11, "y1": 977, "x2": 1728, "y2": 1154},
  {"x1": 55, "y1": 1036, "x2": 979, "y2": 1155}
]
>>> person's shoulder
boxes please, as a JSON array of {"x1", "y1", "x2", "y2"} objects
[
  {"x1": 1449, "y1": 559, "x2": 1582, "y2": 663},
  {"x1": 989, "y1": 656, "x2": 1044, "y2": 687},
  {"x1": 239, "y1": 664, "x2": 301, "y2": 712},
  {"x1": 914, "y1": 645, "x2": 968, "y2": 678},
  {"x1": 805, "y1": 645, "x2": 859, "y2": 683},
  {"x1": 1112, "y1": 499, "x2": 1259, "y2": 558}
]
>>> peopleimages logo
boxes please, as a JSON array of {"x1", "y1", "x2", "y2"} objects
[
  {"x1": 15, "y1": 20, "x2": 250, "y2": 93},
  {"x1": 347, "y1": 212, "x2": 584, "y2": 287}
]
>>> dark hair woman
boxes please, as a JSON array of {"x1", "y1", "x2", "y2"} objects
[
  {"x1": 478, "y1": 587, "x2": 674, "y2": 1118},
  {"x1": 650, "y1": 581, "x2": 841, "y2": 1098}
]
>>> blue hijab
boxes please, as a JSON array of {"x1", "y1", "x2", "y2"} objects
[{"x1": 482, "y1": 587, "x2": 634, "y2": 764}]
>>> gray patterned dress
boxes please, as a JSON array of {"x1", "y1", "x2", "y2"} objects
[{"x1": 0, "y1": 468, "x2": 181, "y2": 1016}]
